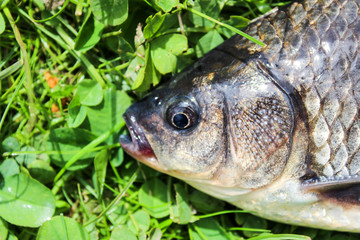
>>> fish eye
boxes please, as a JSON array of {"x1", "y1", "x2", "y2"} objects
[
  {"x1": 173, "y1": 112, "x2": 189, "y2": 128},
  {"x1": 166, "y1": 98, "x2": 199, "y2": 130}
]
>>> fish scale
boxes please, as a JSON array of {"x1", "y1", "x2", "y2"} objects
[
  {"x1": 219, "y1": 0, "x2": 360, "y2": 180},
  {"x1": 120, "y1": 0, "x2": 360, "y2": 232}
]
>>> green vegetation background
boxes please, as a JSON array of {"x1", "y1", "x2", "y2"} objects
[{"x1": 0, "y1": 0, "x2": 359, "y2": 239}]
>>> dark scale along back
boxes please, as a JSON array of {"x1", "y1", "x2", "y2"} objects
[{"x1": 121, "y1": 0, "x2": 360, "y2": 232}]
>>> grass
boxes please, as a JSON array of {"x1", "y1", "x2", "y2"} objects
[{"x1": 0, "y1": 0, "x2": 360, "y2": 239}]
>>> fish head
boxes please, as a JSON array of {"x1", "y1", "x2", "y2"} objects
[
  {"x1": 120, "y1": 50, "x2": 231, "y2": 180},
  {"x1": 120, "y1": 49, "x2": 298, "y2": 198}
]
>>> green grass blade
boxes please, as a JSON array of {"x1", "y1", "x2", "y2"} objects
[
  {"x1": 0, "y1": 72, "x2": 26, "y2": 133},
  {"x1": 248, "y1": 234, "x2": 311, "y2": 240},
  {"x1": 187, "y1": 7, "x2": 266, "y2": 47},
  {"x1": 3, "y1": 7, "x2": 37, "y2": 132},
  {"x1": 53, "y1": 120, "x2": 126, "y2": 182},
  {"x1": 197, "y1": 210, "x2": 248, "y2": 219},
  {"x1": 0, "y1": 60, "x2": 22, "y2": 81},
  {"x1": 29, "y1": 0, "x2": 70, "y2": 23},
  {"x1": 84, "y1": 168, "x2": 139, "y2": 227}
]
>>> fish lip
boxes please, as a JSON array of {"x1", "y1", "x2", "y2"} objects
[{"x1": 119, "y1": 113, "x2": 157, "y2": 163}]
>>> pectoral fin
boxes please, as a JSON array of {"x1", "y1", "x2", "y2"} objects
[{"x1": 302, "y1": 175, "x2": 360, "y2": 205}]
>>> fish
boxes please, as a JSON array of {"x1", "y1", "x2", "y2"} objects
[{"x1": 120, "y1": 0, "x2": 360, "y2": 233}]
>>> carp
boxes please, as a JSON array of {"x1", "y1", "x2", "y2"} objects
[{"x1": 120, "y1": 0, "x2": 360, "y2": 232}]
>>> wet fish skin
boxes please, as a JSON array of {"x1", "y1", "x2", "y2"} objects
[{"x1": 120, "y1": 0, "x2": 360, "y2": 232}]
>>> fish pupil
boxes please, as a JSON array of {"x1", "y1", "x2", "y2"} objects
[{"x1": 173, "y1": 113, "x2": 189, "y2": 129}]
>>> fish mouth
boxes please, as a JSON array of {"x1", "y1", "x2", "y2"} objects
[{"x1": 119, "y1": 113, "x2": 157, "y2": 163}]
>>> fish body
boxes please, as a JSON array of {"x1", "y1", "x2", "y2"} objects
[{"x1": 120, "y1": 0, "x2": 360, "y2": 232}]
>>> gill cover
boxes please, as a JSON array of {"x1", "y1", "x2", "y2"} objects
[{"x1": 223, "y1": 60, "x2": 295, "y2": 189}]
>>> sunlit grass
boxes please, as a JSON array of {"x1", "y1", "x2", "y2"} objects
[{"x1": 0, "y1": 0, "x2": 359, "y2": 239}]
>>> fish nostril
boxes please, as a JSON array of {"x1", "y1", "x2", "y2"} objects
[
  {"x1": 152, "y1": 96, "x2": 163, "y2": 106},
  {"x1": 136, "y1": 95, "x2": 163, "y2": 108}
]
